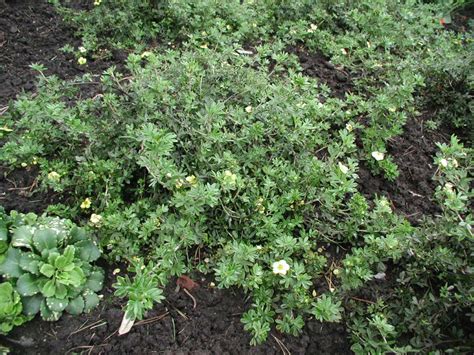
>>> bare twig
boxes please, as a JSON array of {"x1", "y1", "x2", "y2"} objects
[
  {"x1": 271, "y1": 334, "x2": 291, "y2": 355},
  {"x1": 183, "y1": 288, "x2": 197, "y2": 309}
]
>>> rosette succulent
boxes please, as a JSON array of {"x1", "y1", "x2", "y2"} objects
[{"x1": 0, "y1": 211, "x2": 104, "y2": 321}]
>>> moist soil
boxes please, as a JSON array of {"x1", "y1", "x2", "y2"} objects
[
  {"x1": 0, "y1": 1, "x2": 466, "y2": 354},
  {"x1": 5, "y1": 269, "x2": 350, "y2": 355}
]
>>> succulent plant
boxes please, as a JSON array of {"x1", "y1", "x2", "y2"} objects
[{"x1": 0, "y1": 211, "x2": 104, "y2": 321}]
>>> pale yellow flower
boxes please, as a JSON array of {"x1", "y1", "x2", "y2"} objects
[
  {"x1": 185, "y1": 175, "x2": 197, "y2": 186},
  {"x1": 78, "y1": 57, "x2": 87, "y2": 65},
  {"x1": 80, "y1": 198, "x2": 92, "y2": 209},
  {"x1": 48, "y1": 171, "x2": 60, "y2": 182},
  {"x1": 89, "y1": 213, "x2": 103, "y2": 225},
  {"x1": 245, "y1": 105, "x2": 253, "y2": 113}
]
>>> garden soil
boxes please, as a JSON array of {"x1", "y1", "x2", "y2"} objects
[{"x1": 0, "y1": 0, "x2": 468, "y2": 354}]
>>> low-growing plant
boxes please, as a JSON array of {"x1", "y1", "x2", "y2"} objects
[
  {"x1": 0, "y1": 282, "x2": 31, "y2": 334},
  {"x1": 113, "y1": 258, "x2": 165, "y2": 334},
  {"x1": 0, "y1": 210, "x2": 104, "y2": 321}
]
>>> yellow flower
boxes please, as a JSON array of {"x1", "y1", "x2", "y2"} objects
[
  {"x1": 186, "y1": 175, "x2": 197, "y2": 186},
  {"x1": 78, "y1": 57, "x2": 87, "y2": 65},
  {"x1": 47, "y1": 171, "x2": 61, "y2": 182},
  {"x1": 93, "y1": 0, "x2": 101, "y2": 5},
  {"x1": 21, "y1": 162, "x2": 27, "y2": 168},
  {"x1": 345, "y1": 123, "x2": 353, "y2": 132},
  {"x1": 80, "y1": 198, "x2": 92, "y2": 209},
  {"x1": 272, "y1": 260, "x2": 290, "y2": 276},
  {"x1": 175, "y1": 179, "x2": 184, "y2": 189}
]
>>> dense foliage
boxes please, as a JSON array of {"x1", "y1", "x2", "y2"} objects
[
  {"x1": 1, "y1": 0, "x2": 473, "y2": 351},
  {"x1": 0, "y1": 210, "x2": 104, "y2": 323}
]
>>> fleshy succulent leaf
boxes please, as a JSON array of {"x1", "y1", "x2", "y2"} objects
[
  {"x1": 16, "y1": 274, "x2": 40, "y2": 297},
  {"x1": 65, "y1": 295, "x2": 84, "y2": 315},
  {"x1": 0, "y1": 248, "x2": 23, "y2": 279},
  {"x1": 33, "y1": 229, "x2": 57, "y2": 252}
]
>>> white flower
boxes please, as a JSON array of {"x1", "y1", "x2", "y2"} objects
[
  {"x1": 307, "y1": 23, "x2": 318, "y2": 33},
  {"x1": 338, "y1": 162, "x2": 349, "y2": 174},
  {"x1": 245, "y1": 105, "x2": 253, "y2": 113},
  {"x1": 89, "y1": 213, "x2": 103, "y2": 225},
  {"x1": 78, "y1": 46, "x2": 87, "y2": 53},
  {"x1": 371, "y1": 151, "x2": 385, "y2": 161},
  {"x1": 272, "y1": 260, "x2": 290, "y2": 276},
  {"x1": 345, "y1": 123, "x2": 353, "y2": 132},
  {"x1": 452, "y1": 159, "x2": 458, "y2": 168},
  {"x1": 439, "y1": 158, "x2": 448, "y2": 168}
]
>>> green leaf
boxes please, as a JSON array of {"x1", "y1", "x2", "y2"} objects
[
  {"x1": 74, "y1": 240, "x2": 101, "y2": 262},
  {"x1": 40, "y1": 299, "x2": 61, "y2": 321},
  {"x1": 69, "y1": 227, "x2": 87, "y2": 243},
  {"x1": 63, "y1": 245, "x2": 75, "y2": 265},
  {"x1": 39, "y1": 264, "x2": 56, "y2": 278},
  {"x1": 11, "y1": 226, "x2": 33, "y2": 248},
  {"x1": 0, "y1": 248, "x2": 23, "y2": 279},
  {"x1": 54, "y1": 255, "x2": 68, "y2": 270},
  {"x1": 22, "y1": 294, "x2": 43, "y2": 316},
  {"x1": 0, "y1": 221, "x2": 7, "y2": 242},
  {"x1": 85, "y1": 269, "x2": 104, "y2": 292},
  {"x1": 46, "y1": 297, "x2": 68, "y2": 313},
  {"x1": 65, "y1": 267, "x2": 86, "y2": 287},
  {"x1": 55, "y1": 283, "x2": 67, "y2": 299},
  {"x1": 19, "y1": 252, "x2": 40, "y2": 275},
  {"x1": 33, "y1": 229, "x2": 57, "y2": 252},
  {"x1": 65, "y1": 295, "x2": 84, "y2": 315},
  {"x1": 42, "y1": 280, "x2": 56, "y2": 298},
  {"x1": 83, "y1": 291, "x2": 100, "y2": 313},
  {"x1": 16, "y1": 274, "x2": 40, "y2": 297}
]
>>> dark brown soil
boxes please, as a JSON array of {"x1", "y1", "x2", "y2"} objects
[
  {"x1": 0, "y1": 0, "x2": 124, "y2": 106},
  {"x1": 0, "y1": 166, "x2": 61, "y2": 214},
  {"x1": 4, "y1": 270, "x2": 350, "y2": 354},
  {"x1": 287, "y1": 45, "x2": 354, "y2": 99},
  {"x1": 358, "y1": 113, "x2": 450, "y2": 224}
]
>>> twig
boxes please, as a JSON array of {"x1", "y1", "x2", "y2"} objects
[
  {"x1": 134, "y1": 312, "x2": 169, "y2": 326},
  {"x1": 68, "y1": 319, "x2": 106, "y2": 339},
  {"x1": 351, "y1": 296, "x2": 375, "y2": 304},
  {"x1": 183, "y1": 288, "x2": 197, "y2": 309},
  {"x1": 271, "y1": 334, "x2": 291, "y2": 355}
]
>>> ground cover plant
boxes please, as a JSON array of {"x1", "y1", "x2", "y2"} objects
[{"x1": 0, "y1": 0, "x2": 473, "y2": 353}]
